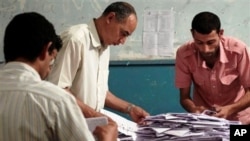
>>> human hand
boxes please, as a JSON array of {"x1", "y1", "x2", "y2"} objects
[
  {"x1": 213, "y1": 104, "x2": 232, "y2": 119},
  {"x1": 238, "y1": 109, "x2": 250, "y2": 125},
  {"x1": 128, "y1": 105, "x2": 150, "y2": 124},
  {"x1": 192, "y1": 106, "x2": 206, "y2": 114},
  {"x1": 93, "y1": 121, "x2": 118, "y2": 141}
]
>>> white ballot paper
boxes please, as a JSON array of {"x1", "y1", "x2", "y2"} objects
[
  {"x1": 100, "y1": 109, "x2": 137, "y2": 140},
  {"x1": 86, "y1": 116, "x2": 108, "y2": 132}
]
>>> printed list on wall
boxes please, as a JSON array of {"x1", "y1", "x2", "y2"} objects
[{"x1": 143, "y1": 9, "x2": 175, "y2": 57}]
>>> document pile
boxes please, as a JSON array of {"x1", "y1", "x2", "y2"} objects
[
  {"x1": 100, "y1": 109, "x2": 241, "y2": 141},
  {"x1": 136, "y1": 112, "x2": 241, "y2": 141}
]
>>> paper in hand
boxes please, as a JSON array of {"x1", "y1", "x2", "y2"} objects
[{"x1": 86, "y1": 116, "x2": 108, "y2": 132}]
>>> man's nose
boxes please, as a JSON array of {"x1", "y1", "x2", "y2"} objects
[
  {"x1": 119, "y1": 37, "x2": 127, "y2": 45},
  {"x1": 202, "y1": 44, "x2": 211, "y2": 52}
]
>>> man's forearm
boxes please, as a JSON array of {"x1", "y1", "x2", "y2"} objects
[
  {"x1": 64, "y1": 87, "x2": 104, "y2": 117},
  {"x1": 181, "y1": 99, "x2": 196, "y2": 112},
  {"x1": 105, "y1": 90, "x2": 132, "y2": 114},
  {"x1": 76, "y1": 98, "x2": 104, "y2": 117},
  {"x1": 229, "y1": 89, "x2": 250, "y2": 115},
  {"x1": 181, "y1": 98, "x2": 206, "y2": 113}
]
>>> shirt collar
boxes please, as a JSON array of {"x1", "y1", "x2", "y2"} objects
[
  {"x1": 3, "y1": 62, "x2": 41, "y2": 81},
  {"x1": 219, "y1": 39, "x2": 229, "y2": 63},
  {"x1": 192, "y1": 43, "x2": 204, "y2": 68},
  {"x1": 88, "y1": 19, "x2": 108, "y2": 50}
]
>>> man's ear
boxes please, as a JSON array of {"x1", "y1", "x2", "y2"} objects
[
  {"x1": 190, "y1": 29, "x2": 195, "y2": 38},
  {"x1": 39, "y1": 42, "x2": 52, "y2": 61},
  {"x1": 106, "y1": 12, "x2": 116, "y2": 24},
  {"x1": 218, "y1": 29, "x2": 224, "y2": 36}
]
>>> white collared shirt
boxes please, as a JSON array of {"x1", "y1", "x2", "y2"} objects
[
  {"x1": 0, "y1": 62, "x2": 95, "y2": 141},
  {"x1": 47, "y1": 20, "x2": 110, "y2": 111}
]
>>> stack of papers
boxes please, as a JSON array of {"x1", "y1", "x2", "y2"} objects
[
  {"x1": 136, "y1": 112, "x2": 241, "y2": 141},
  {"x1": 100, "y1": 109, "x2": 241, "y2": 141}
]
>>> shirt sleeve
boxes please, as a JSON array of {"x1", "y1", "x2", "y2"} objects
[
  {"x1": 175, "y1": 45, "x2": 193, "y2": 88},
  {"x1": 47, "y1": 36, "x2": 82, "y2": 89},
  {"x1": 56, "y1": 94, "x2": 95, "y2": 141},
  {"x1": 237, "y1": 46, "x2": 250, "y2": 88}
]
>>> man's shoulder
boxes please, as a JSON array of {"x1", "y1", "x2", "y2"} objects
[
  {"x1": 72, "y1": 24, "x2": 89, "y2": 31},
  {"x1": 221, "y1": 36, "x2": 248, "y2": 54},
  {"x1": 30, "y1": 81, "x2": 74, "y2": 103},
  {"x1": 61, "y1": 23, "x2": 90, "y2": 39},
  {"x1": 0, "y1": 79, "x2": 75, "y2": 105},
  {"x1": 176, "y1": 41, "x2": 196, "y2": 58},
  {"x1": 65, "y1": 23, "x2": 89, "y2": 32}
]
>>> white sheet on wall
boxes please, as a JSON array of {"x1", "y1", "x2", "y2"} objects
[{"x1": 143, "y1": 9, "x2": 175, "y2": 57}]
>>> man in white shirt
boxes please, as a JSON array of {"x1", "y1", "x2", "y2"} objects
[
  {"x1": 47, "y1": 1, "x2": 149, "y2": 124},
  {"x1": 0, "y1": 12, "x2": 117, "y2": 141}
]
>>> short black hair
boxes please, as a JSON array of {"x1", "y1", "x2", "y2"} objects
[
  {"x1": 102, "y1": 1, "x2": 137, "y2": 22},
  {"x1": 191, "y1": 11, "x2": 221, "y2": 34},
  {"x1": 4, "y1": 12, "x2": 62, "y2": 62}
]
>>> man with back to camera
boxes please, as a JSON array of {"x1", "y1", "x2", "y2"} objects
[
  {"x1": 0, "y1": 12, "x2": 117, "y2": 141},
  {"x1": 175, "y1": 11, "x2": 250, "y2": 124},
  {"x1": 47, "y1": 1, "x2": 149, "y2": 123}
]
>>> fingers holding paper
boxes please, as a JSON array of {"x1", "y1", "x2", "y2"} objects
[{"x1": 129, "y1": 106, "x2": 150, "y2": 124}]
